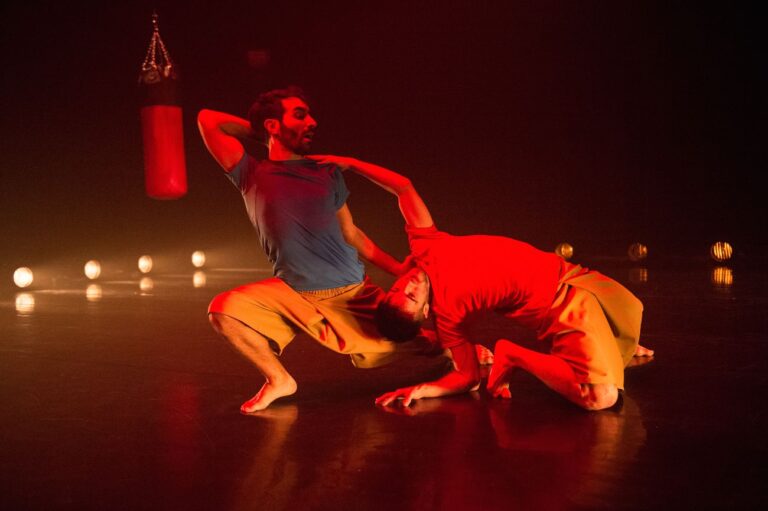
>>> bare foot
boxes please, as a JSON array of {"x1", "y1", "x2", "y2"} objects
[
  {"x1": 634, "y1": 344, "x2": 654, "y2": 357},
  {"x1": 487, "y1": 365, "x2": 513, "y2": 399},
  {"x1": 240, "y1": 377, "x2": 297, "y2": 414},
  {"x1": 475, "y1": 344, "x2": 494, "y2": 366},
  {"x1": 487, "y1": 341, "x2": 515, "y2": 399},
  {"x1": 626, "y1": 355, "x2": 654, "y2": 368}
]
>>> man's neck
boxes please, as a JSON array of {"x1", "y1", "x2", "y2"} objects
[{"x1": 267, "y1": 140, "x2": 303, "y2": 161}]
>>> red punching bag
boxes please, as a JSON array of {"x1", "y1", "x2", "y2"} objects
[{"x1": 138, "y1": 13, "x2": 187, "y2": 199}]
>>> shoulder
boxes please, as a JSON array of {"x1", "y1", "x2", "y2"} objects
[
  {"x1": 406, "y1": 224, "x2": 448, "y2": 241},
  {"x1": 316, "y1": 161, "x2": 342, "y2": 177}
]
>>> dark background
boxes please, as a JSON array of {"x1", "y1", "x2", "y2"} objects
[{"x1": 1, "y1": 1, "x2": 763, "y2": 280}]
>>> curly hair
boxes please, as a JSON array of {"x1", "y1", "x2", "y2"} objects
[{"x1": 247, "y1": 85, "x2": 310, "y2": 144}]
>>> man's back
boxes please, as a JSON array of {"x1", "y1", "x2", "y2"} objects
[{"x1": 407, "y1": 226, "x2": 563, "y2": 346}]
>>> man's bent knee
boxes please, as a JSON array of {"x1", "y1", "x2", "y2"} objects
[
  {"x1": 578, "y1": 383, "x2": 619, "y2": 411},
  {"x1": 208, "y1": 312, "x2": 282, "y2": 355},
  {"x1": 209, "y1": 312, "x2": 239, "y2": 336}
]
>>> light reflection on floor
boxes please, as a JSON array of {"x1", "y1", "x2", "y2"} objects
[{"x1": 1, "y1": 264, "x2": 765, "y2": 510}]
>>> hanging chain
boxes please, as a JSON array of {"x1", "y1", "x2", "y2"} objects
[{"x1": 139, "y1": 12, "x2": 176, "y2": 84}]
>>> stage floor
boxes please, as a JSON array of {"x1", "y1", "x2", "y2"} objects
[{"x1": 2, "y1": 263, "x2": 767, "y2": 510}]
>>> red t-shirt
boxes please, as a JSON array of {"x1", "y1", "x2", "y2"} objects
[{"x1": 407, "y1": 225, "x2": 563, "y2": 348}]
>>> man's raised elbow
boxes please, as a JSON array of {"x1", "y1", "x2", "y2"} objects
[
  {"x1": 392, "y1": 178, "x2": 414, "y2": 195},
  {"x1": 197, "y1": 109, "x2": 215, "y2": 127}
]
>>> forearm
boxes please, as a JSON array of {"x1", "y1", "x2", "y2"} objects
[
  {"x1": 197, "y1": 109, "x2": 251, "y2": 171},
  {"x1": 198, "y1": 109, "x2": 251, "y2": 136},
  {"x1": 348, "y1": 226, "x2": 404, "y2": 276},
  {"x1": 346, "y1": 159, "x2": 412, "y2": 196},
  {"x1": 346, "y1": 159, "x2": 434, "y2": 229},
  {"x1": 410, "y1": 369, "x2": 480, "y2": 400},
  {"x1": 375, "y1": 342, "x2": 481, "y2": 406}
]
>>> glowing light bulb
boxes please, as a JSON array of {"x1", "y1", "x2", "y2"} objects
[
  {"x1": 191, "y1": 250, "x2": 206, "y2": 268},
  {"x1": 13, "y1": 267, "x2": 34, "y2": 288},
  {"x1": 628, "y1": 243, "x2": 648, "y2": 262},
  {"x1": 86, "y1": 284, "x2": 103, "y2": 302},
  {"x1": 15, "y1": 293, "x2": 35, "y2": 313},
  {"x1": 555, "y1": 243, "x2": 574, "y2": 261},
  {"x1": 140, "y1": 277, "x2": 154, "y2": 292},
  {"x1": 710, "y1": 242, "x2": 733, "y2": 262},
  {"x1": 138, "y1": 255, "x2": 153, "y2": 274},
  {"x1": 712, "y1": 267, "x2": 733, "y2": 287},
  {"x1": 193, "y1": 271, "x2": 206, "y2": 288},
  {"x1": 84, "y1": 260, "x2": 101, "y2": 280}
]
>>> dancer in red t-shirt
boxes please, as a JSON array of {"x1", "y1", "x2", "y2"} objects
[{"x1": 310, "y1": 155, "x2": 654, "y2": 411}]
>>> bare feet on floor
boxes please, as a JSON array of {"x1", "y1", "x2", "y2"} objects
[
  {"x1": 240, "y1": 376, "x2": 298, "y2": 414},
  {"x1": 475, "y1": 344, "x2": 494, "y2": 366},
  {"x1": 487, "y1": 341, "x2": 515, "y2": 399}
]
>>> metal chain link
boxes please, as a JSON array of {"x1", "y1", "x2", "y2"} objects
[{"x1": 140, "y1": 13, "x2": 175, "y2": 83}]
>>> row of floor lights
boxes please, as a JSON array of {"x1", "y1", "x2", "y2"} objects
[
  {"x1": 555, "y1": 242, "x2": 651, "y2": 262},
  {"x1": 554, "y1": 241, "x2": 733, "y2": 263},
  {"x1": 9, "y1": 244, "x2": 736, "y2": 289},
  {"x1": 12, "y1": 251, "x2": 208, "y2": 289},
  {"x1": 14, "y1": 270, "x2": 210, "y2": 314},
  {"x1": 555, "y1": 242, "x2": 734, "y2": 286}
]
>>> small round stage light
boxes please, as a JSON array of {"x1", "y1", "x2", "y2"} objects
[
  {"x1": 628, "y1": 268, "x2": 649, "y2": 284},
  {"x1": 13, "y1": 267, "x2": 34, "y2": 288},
  {"x1": 628, "y1": 243, "x2": 648, "y2": 262},
  {"x1": 193, "y1": 271, "x2": 207, "y2": 288},
  {"x1": 138, "y1": 255, "x2": 153, "y2": 274},
  {"x1": 191, "y1": 250, "x2": 206, "y2": 268},
  {"x1": 84, "y1": 260, "x2": 102, "y2": 280},
  {"x1": 710, "y1": 242, "x2": 733, "y2": 262},
  {"x1": 86, "y1": 284, "x2": 103, "y2": 302},
  {"x1": 140, "y1": 277, "x2": 154, "y2": 292},
  {"x1": 711, "y1": 267, "x2": 734, "y2": 287},
  {"x1": 15, "y1": 293, "x2": 35, "y2": 313},
  {"x1": 555, "y1": 243, "x2": 574, "y2": 261}
]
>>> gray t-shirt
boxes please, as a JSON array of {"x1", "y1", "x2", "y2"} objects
[{"x1": 227, "y1": 155, "x2": 365, "y2": 291}]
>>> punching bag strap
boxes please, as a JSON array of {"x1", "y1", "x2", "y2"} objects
[{"x1": 139, "y1": 12, "x2": 176, "y2": 86}]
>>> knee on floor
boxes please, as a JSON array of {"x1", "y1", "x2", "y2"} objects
[{"x1": 578, "y1": 383, "x2": 618, "y2": 411}]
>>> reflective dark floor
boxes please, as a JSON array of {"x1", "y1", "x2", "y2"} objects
[{"x1": 2, "y1": 263, "x2": 767, "y2": 510}]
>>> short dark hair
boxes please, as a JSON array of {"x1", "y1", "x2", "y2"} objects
[
  {"x1": 247, "y1": 85, "x2": 309, "y2": 144},
  {"x1": 375, "y1": 300, "x2": 424, "y2": 342}
]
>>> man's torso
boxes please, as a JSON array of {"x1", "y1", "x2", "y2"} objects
[{"x1": 228, "y1": 156, "x2": 364, "y2": 291}]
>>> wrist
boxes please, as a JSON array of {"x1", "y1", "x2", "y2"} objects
[{"x1": 346, "y1": 157, "x2": 361, "y2": 171}]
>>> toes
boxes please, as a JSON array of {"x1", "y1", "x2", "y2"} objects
[
  {"x1": 475, "y1": 344, "x2": 494, "y2": 365},
  {"x1": 490, "y1": 384, "x2": 511, "y2": 399},
  {"x1": 634, "y1": 345, "x2": 655, "y2": 357}
]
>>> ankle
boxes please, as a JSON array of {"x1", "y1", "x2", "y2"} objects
[{"x1": 269, "y1": 373, "x2": 297, "y2": 390}]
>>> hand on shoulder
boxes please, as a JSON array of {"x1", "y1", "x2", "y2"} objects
[{"x1": 306, "y1": 154, "x2": 358, "y2": 171}]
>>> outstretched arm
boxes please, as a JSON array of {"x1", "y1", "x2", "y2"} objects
[
  {"x1": 309, "y1": 156, "x2": 434, "y2": 228},
  {"x1": 197, "y1": 109, "x2": 253, "y2": 172},
  {"x1": 375, "y1": 342, "x2": 481, "y2": 407},
  {"x1": 336, "y1": 203, "x2": 411, "y2": 276}
]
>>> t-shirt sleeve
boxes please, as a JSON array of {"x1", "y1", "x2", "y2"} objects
[
  {"x1": 435, "y1": 315, "x2": 470, "y2": 349},
  {"x1": 224, "y1": 153, "x2": 251, "y2": 190},
  {"x1": 332, "y1": 166, "x2": 350, "y2": 209},
  {"x1": 405, "y1": 224, "x2": 448, "y2": 253}
]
